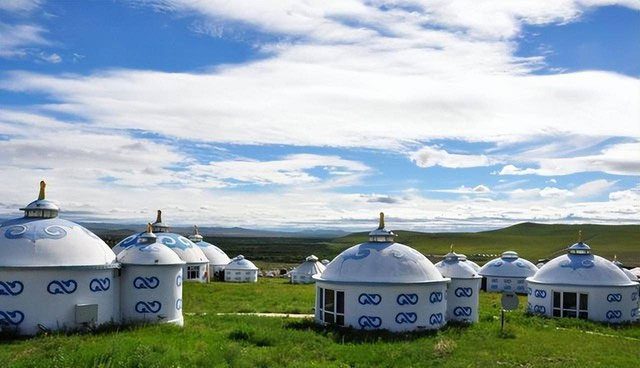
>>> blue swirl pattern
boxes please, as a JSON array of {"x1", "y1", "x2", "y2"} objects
[
  {"x1": 358, "y1": 315, "x2": 382, "y2": 328},
  {"x1": 0, "y1": 310, "x2": 24, "y2": 325},
  {"x1": 135, "y1": 301, "x2": 162, "y2": 313},
  {"x1": 0, "y1": 281, "x2": 24, "y2": 296},
  {"x1": 454, "y1": 287, "x2": 473, "y2": 298},
  {"x1": 396, "y1": 293, "x2": 418, "y2": 305},
  {"x1": 176, "y1": 274, "x2": 182, "y2": 287},
  {"x1": 534, "y1": 289, "x2": 547, "y2": 298},
  {"x1": 429, "y1": 313, "x2": 443, "y2": 325},
  {"x1": 358, "y1": 293, "x2": 381, "y2": 305},
  {"x1": 89, "y1": 278, "x2": 110, "y2": 292},
  {"x1": 395, "y1": 312, "x2": 417, "y2": 324},
  {"x1": 47, "y1": 280, "x2": 77, "y2": 295},
  {"x1": 606, "y1": 293, "x2": 622, "y2": 302},
  {"x1": 453, "y1": 306, "x2": 472, "y2": 317},
  {"x1": 533, "y1": 305, "x2": 546, "y2": 314},
  {"x1": 3, "y1": 222, "x2": 67, "y2": 242},
  {"x1": 606, "y1": 310, "x2": 622, "y2": 319},
  {"x1": 134, "y1": 277, "x2": 160, "y2": 289},
  {"x1": 429, "y1": 291, "x2": 443, "y2": 303},
  {"x1": 176, "y1": 299, "x2": 182, "y2": 310}
]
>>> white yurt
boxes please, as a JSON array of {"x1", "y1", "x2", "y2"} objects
[
  {"x1": 435, "y1": 251, "x2": 482, "y2": 323},
  {"x1": 0, "y1": 182, "x2": 119, "y2": 335},
  {"x1": 290, "y1": 255, "x2": 326, "y2": 284},
  {"x1": 118, "y1": 224, "x2": 185, "y2": 326},
  {"x1": 612, "y1": 256, "x2": 639, "y2": 282},
  {"x1": 313, "y1": 213, "x2": 450, "y2": 332},
  {"x1": 527, "y1": 237, "x2": 639, "y2": 323},
  {"x1": 113, "y1": 211, "x2": 209, "y2": 283},
  {"x1": 224, "y1": 255, "x2": 259, "y2": 283},
  {"x1": 630, "y1": 267, "x2": 640, "y2": 279},
  {"x1": 321, "y1": 259, "x2": 331, "y2": 266},
  {"x1": 479, "y1": 251, "x2": 538, "y2": 294},
  {"x1": 457, "y1": 253, "x2": 481, "y2": 272},
  {"x1": 189, "y1": 225, "x2": 230, "y2": 281}
]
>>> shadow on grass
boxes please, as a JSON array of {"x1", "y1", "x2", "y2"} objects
[{"x1": 284, "y1": 318, "x2": 474, "y2": 344}]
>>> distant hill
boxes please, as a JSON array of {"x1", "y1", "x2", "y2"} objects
[{"x1": 332, "y1": 222, "x2": 640, "y2": 266}]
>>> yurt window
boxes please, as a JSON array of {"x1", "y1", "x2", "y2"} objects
[
  {"x1": 187, "y1": 266, "x2": 200, "y2": 280},
  {"x1": 319, "y1": 288, "x2": 344, "y2": 326},
  {"x1": 553, "y1": 291, "x2": 588, "y2": 319}
]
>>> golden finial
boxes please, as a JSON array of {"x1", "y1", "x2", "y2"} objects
[
  {"x1": 38, "y1": 180, "x2": 46, "y2": 200},
  {"x1": 378, "y1": 212, "x2": 385, "y2": 229},
  {"x1": 155, "y1": 210, "x2": 162, "y2": 224},
  {"x1": 194, "y1": 225, "x2": 200, "y2": 236},
  {"x1": 578, "y1": 230, "x2": 583, "y2": 243},
  {"x1": 146, "y1": 223, "x2": 153, "y2": 234},
  {"x1": 614, "y1": 254, "x2": 617, "y2": 262},
  {"x1": 450, "y1": 243, "x2": 454, "y2": 253}
]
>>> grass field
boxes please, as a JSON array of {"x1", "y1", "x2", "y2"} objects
[
  {"x1": 1, "y1": 278, "x2": 639, "y2": 367},
  {"x1": 211, "y1": 223, "x2": 640, "y2": 267}
]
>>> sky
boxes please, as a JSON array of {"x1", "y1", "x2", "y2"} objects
[{"x1": 0, "y1": 0, "x2": 638, "y2": 232}]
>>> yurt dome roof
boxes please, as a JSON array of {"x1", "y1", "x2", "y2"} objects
[
  {"x1": 0, "y1": 181, "x2": 116, "y2": 268},
  {"x1": 189, "y1": 226, "x2": 230, "y2": 266},
  {"x1": 291, "y1": 254, "x2": 326, "y2": 276},
  {"x1": 527, "y1": 241, "x2": 637, "y2": 287},
  {"x1": 226, "y1": 255, "x2": 258, "y2": 270},
  {"x1": 457, "y1": 253, "x2": 481, "y2": 272},
  {"x1": 612, "y1": 256, "x2": 639, "y2": 282},
  {"x1": 435, "y1": 252, "x2": 481, "y2": 279},
  {"x1": 315, "y1": 213, "x2": 446, "y2": 284},
  {"x1": 117, "y1": 224, "x2": 185, "y2": 266},
  {"x1": 479, "y1": 250, "x2": 538, "y2": 278}
]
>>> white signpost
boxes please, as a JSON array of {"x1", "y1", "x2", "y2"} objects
[{"x1": 500, "y1": 292, "x2": 519, "y2": 332}]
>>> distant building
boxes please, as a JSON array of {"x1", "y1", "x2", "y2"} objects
[
  {"x1": 527, "y1": 237, "x2": 639, "y2": 323},
  {"x1": 435, "y1": 251, "x2": 482, "y2": 323},
  {"x1": 479, "y1": 251, "x2": 538, "y2": 294},
  {"x1": 457, "y1": 253, "x2": 481, "y2": 272},
  {"x1": 290, "y1": 255, "x2": 326, "y2": 284},
  {"x1": 313, "y1": 213, "x2": 450, "y2": 332},
  {"x1": 189, "y1": 225, "x2": 230, "y2": 281},
  {"x1": 225, "y1": 255, "x2": 259, "y2": 283}
]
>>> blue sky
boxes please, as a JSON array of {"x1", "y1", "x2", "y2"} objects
[{"x1": 0, "y1": 0, "x2": 638, "y2": 231}]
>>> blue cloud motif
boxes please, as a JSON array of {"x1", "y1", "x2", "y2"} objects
[
  {"x1": 534, "y1": 289, "x2": 547, "y2": 298},
  {"x1": 453, "y1": 307, "x2": 472, "y2": 317},
  {"x1": 631, "y1": 308, "x2": 638, "y2": 318},
  {"x1": 158, "y1": 234, "x2": 193, "y2": 250},
  {"x1": 454, "y1": 287, "x2": 473, "y2": 298},
  {"x1": 3, "y1": 221, "x2": 67, "y2": 242},
  {"x1": 134, "y1": 276, "x2": 160, "y2": 289},
  {"x1": 632, "y1": 292, "x2": 638, "y2": 302},
  {"x1": 358, "y1": 315, "x2": 382, "y2": 328},
  {"x1": 89, "y1": 278, "x2": 110, "y2": 292},
  {"x1": 429, "y1": 313, "x2": 443, "y2": 325},
  {"x1": 176, "y1": 274, "x2": 182, "y2": 287},
  {"x1": 176, "y1": 298, "x2": 182, "y2": 311},
  {"x1": 533, "y1": 305, "x2": 546, "y2": 314},
  {"x1": 47, "y1": 280, "x2": 77, "y2": 295},
  {"x1": 0, "y1": 310, "x2": 25, "y2": 326},
  {"x1": 527, "y1": 287, "x2": 532, "y2": 295},
  {"x1": 560, "y1": 256, "x2": 595, "y2": 270},
  {"x1": 0, "y1": 281, "x2": 24, "y2": 296},
  {"x1": 606, "y1": 310, "x2": 622, "y2": 319},
  {"x1": 396, "y1": 293, "x2": 418, "y2": 305},
  {"x1": 358, "y1": 293, "x2": 381, "y2": 305},
  {"x1": 115, "y1": 234, "x2": 140, "y2": 249},
  {"x1": 135, "y1": 301, "x2": 162, "y2": 314},
  {"x1": 429, "y1": 291, "x2": 443, "y2": 303},
  {"x1": 606, "y1": 293, "x2": 622, "y2": 302},
  {"x1": 490, "y1": 260, "x2": 503, "y2": 267},
  {"x1": 395, "y1": 312, "x2": 417, "y2": 324},
  {"x1": 340, "y1": 242, "x2": 393, "y2": 262}
]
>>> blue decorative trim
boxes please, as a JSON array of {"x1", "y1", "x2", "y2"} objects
[
  {"x1": 4, "y1": 223, "x2": 67, "y2": 242},
  {"x1": 453, "y1": 306, "x2": 472, "y2": 317},
  {"x1": 429, "y1": 291, "x2": 443, "y2": 303},
  {"x1": 454, "y1": 287, "x2": 473, "y2": 298},
  {"x1": 135, "y1": 301, "x2": 162, "y2": 314},
  {"x1": 533, "y1": 305, "x2": 546, "y2": 314},
  {"x1": 341, "y1": 242, "x2": 392, "y2": 262},
  {"x1": 631, "y1": 308, "x2": 638, "y2": 318},
  {"x1": 0, "y1": 310, "x2": 24, "y2": 325},
  {"x1": 534, "y1": 289, "x2": 547, "y2": 298},
  {"x1": 89, "y1": 278, "x2": 110, "y2": 292},
  {"x1": 176, "y1": 274, "x2": 182, "y2": 287},
  {"x1": 632, "y1": 292, "x2": 638, "y2": 302},
  {"x1": 527, "y1": 287, "x2": 532, "y2": 295},
  {"x1": 560, "y1": 258, "x2": 594, "y2": 270},
  {"x1": 395, "y1": 312, "x2": 417, "y2": 324},
  {"x1": 47, "y1": 280, "x2": 77, "y2": 295},
  {"x1": 0, "y1": 281, "x2": 24, "y2": 296},
  {"x1": 606, "y1": 310, "x2": 622, "y2": 319},
  {"x1": 175, "y1": 298, "x2": 182, "y2": 311},
  {"x1": 358, "y1": 293, "x2": 381, "y2": 305},
  {"x1": 396, "y1": 293, "x2": 418, "y2": 305},
  {"x1": 133, "y1": 276, "x2": 160, "y2": 289},
  {"x1": 358, "y1": 315, "x2": 382, "y2": 328},
  {"x1": 606, "y1": 293, "x2": 622, "y2": 302},
  {"x1": 429, "y1": 313, "x2": 443, "y2": 325}
]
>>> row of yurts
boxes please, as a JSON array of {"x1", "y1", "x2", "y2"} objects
[
  {"x1": 0, "y1": 182, "x2": 259, "y2": 335},
  {"x1": 1, "y1": 182, "x2": 639, "y2": 335}
]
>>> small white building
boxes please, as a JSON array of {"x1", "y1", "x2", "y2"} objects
[
  {"x1": 527, "y1": 239, "x2": 639, "y2": 323},
  {"x1": 118, "y1": 224, "x2": 185, "y2": 326},
  {"x1": 479, "y1": 251, "x2": 538, "y2": 294},
  {"x1": 313, "y1": 213, "x2": 450, "y2": 332},
  {"x1": 630, "y1": 267, "x2": 640, "y2": 279},
  {"x1": 189, "y1": 225, "x2": 230, "y2": 281},
  {"x1": 435, "y1": 252, "x2": 481, "y2": 323},
  {"x1": 224, "y1": 255, "x2": 259, "y2": 283},
  {"x1": 113, "y1": 211, "x2": 209, "y2": 283},
  {"x1": 0, "y1": 182, "x2": 119, "y2": 335},
  {"x1": 612, "y1": 257, "x2": 639, "y2": 282},
  {"x1": 457, "y1": 253, "x2": 481, "y2": 272},
  {"x1": 290, "y1": 255, "x2": 326, "y2": 284}
]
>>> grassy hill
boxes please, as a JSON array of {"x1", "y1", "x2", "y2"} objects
[{"x1": 210, "y1": 223, "x2": 640, "y2": 268}]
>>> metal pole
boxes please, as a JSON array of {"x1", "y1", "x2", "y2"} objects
[{"x1": 501, "y1": 309, "x2": 504, "y2": 333}]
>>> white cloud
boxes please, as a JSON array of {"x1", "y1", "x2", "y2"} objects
[
  {"x1": 0, "y1": 0, "x2": 42, "y2": 13},
  {"x1": 0, "y1": 22, "x2": 49, "y2": 58},
  {"x1": 573, "y1": 179, "x2": 617, "y2": 198},
  {"x1": 410, "y1": 146, "x2": 497, "y2": 169},
  {"x1": 432, "y1": 184, "x2": 491, "y2": 194}
]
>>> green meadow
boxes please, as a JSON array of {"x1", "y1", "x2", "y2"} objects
[{"x1": 1, "y1": 279, "x2": 639, "y2": 368}]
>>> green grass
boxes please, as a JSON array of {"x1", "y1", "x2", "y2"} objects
[{"x1": 1, "y1": 278, "x2": 638, "y2": 367}]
